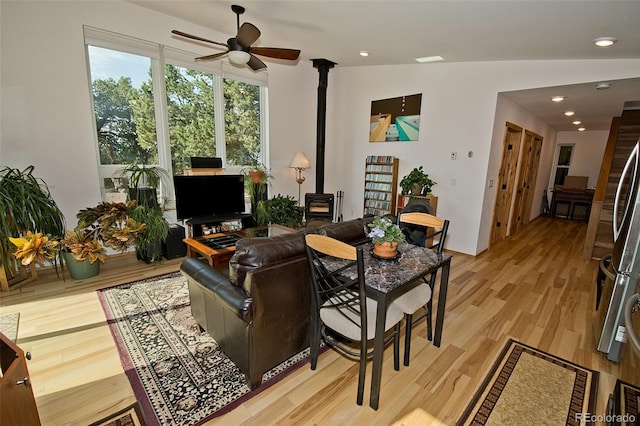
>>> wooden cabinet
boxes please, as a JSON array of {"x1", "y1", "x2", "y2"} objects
[
  {"x1": 0, "y1": 333, "x2": 41, "y2": 426},
  {"x1": 363, "y1": 156, "x2": 399, "y2": 216}
]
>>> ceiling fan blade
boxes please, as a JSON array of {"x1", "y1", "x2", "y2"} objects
[
  {"x1": 172, "y1": 30, "x2": 228, "y2": 48},
  {"x1": 195, "y1": 51, "x2": 229, "y2": 62},
  {"x1": 250, "y1": 47, "x2": 301, "y2": 61},
  {"x1": 247, "y1": 54, "x2": 267, "y2": 71},
  {"x1": 236, "y1": 22, "x2": 261, "y2": 47}
]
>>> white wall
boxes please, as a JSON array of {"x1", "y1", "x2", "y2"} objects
[
  {"x1": 2, "y1": 1, "x2": 639, "y2": 255},
  {"x1": 550, "y1": 130, "x2": 610, "y2": 189},
  {"x1": 325, "y1": 61, "x2": 640, "y2": 254}
]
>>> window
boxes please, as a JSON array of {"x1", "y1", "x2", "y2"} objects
[
  {"x1": 553, "y1": 144, "x2": 574, "y2": 186},
  {"x1": 84, "y1": 27, "x2": 268, "y2": 202}
]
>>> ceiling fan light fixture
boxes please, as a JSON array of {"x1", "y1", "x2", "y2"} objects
[
  {"x1": 593, "y1": 37, "x2": 617, "y2": 47},
  {"x1": 228, "y1": 50, "x2": 251, "y2": 65}
]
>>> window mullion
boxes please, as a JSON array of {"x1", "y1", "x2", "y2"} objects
[
  {"x1": 213, "y1": 74, "x2": 226, "y2": 166},
  {"x1": 151, "y1": 52, "x2": 174, "y2": 202}
]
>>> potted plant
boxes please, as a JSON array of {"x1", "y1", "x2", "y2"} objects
[
  {"x1": 243, "y1": 160, "x2": 274, "y2": 219},
  {"x1": 399, "y1": 166, "x2": 437, "y2": 196},
  {"x1": 117, "y1": 164, "x2": 171, "y2": 208},
  {"x1": 256, "y1": 194, "x2": 304, "y2": 229},
  {"x1": 117, "y1": 164, "x2": 171, "y2": 263},
  {"x1": 0, "y1": 166, "x2": 66, "y2": 289},
  {"x1": 58, "y1": 228, "x2": 107, "y2": 279},
  {"x1": 367, "y1": 216, "x2": 406, "y2": 258},
  {"x1": 129, "y1": 203, "x2": 170, "y2": 263}
]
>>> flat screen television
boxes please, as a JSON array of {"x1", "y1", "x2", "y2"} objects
[{"x1": 173, "y1": 174, "x2": 245, "y2": 220}]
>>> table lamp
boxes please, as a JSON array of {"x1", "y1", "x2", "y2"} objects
[{"x1": 289, "y1": 152, "x2": 310, "y2": 205}]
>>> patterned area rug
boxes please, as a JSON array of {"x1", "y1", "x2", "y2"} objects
[
  {"x1": 98, "y1": 273, "x2": 312, "y2": 426},
  {"x1": 615, "y1": 380, "x2": 640, "y2": 424},
  {"x1": 0, "y1": 312, "x2": 20, "y2": 342},
  {"x1": 89, "y1": 402, "x2": 146, "y2": 426},
  {"x1": 457, "y1": 339, "x2": 598, "y2": 426}
]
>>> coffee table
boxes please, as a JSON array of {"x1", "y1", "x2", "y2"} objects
[{"x1": 183, "y1": 224, "x2": 294, "y2": 269}]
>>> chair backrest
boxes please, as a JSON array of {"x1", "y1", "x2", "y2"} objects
[
  {"x1": 398, "y1": 212, "x2": 449, "y2": 252},
  {"x1": 304, "y1": 234, "x2": 367, "y2": 334}
]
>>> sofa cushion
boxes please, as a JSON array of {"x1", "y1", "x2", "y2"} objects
[
  {"x1": 229, "y1": 231, "x2": 306, "y2": 287},
  {"x1": 318, "y1": 217, "x2": 372, "y2": 244}
]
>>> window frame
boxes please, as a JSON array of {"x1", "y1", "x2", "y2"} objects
[{"x1": 83, "y1": 26, "x2": 269, "y2": 204}]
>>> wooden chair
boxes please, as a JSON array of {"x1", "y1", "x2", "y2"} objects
[
  {"x1": 394, "y1": 212, "x2": 449, "y2": 365},
  {"x1": 304, "y1": 234, "x2": 403, "y2": 405}
]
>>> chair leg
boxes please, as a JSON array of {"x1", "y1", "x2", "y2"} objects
[
  {"x1": 403, "y1": 313, "x2": 413, "y2": 366},
  {"x1": 426, "y1": 302, "x2": 433, "y2": 341},
  {"x1": 357, "y1": 338, "x2": 367, "y2": 405},
  {"x1": 310, "y1": 317, "x2": 322, "y2": 370},
  {"x1": 393, "y1": 323, "x2": 400, "y2": 371}
]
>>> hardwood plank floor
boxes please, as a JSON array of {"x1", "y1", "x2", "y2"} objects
[{"x1": 1, "y1": 217, "x2": 638, "y2": 425}]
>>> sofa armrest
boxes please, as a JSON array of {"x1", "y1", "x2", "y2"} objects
[{"x1": 180, "y1": 258, "x2": 252, "y2": 323}]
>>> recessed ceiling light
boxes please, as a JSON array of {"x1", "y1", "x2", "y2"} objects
[
  {"x1": 593, "y1": 37, "x2": 617, "y2": 47},
  {"x1": 578, "y1": 127, "x2": 586, "y2": 131},
  {"x1": 596, "y1": 82, "x2": 611, "y2": 90},
  {"x1": 359, "y1": 51, "x2": 369, "y2": 57},
  {"x1": 573, "y1": 120, "x2": 582, "y2": 125},
  {"x1": 564, "y1": 111, "x2": 575, "y2": 116},
  {"x1": 551, "y1": 96, "x2": 565, "y2": 102},
  {"x1": 415, "y1": 56, "x2": 444, "y2": 63}
]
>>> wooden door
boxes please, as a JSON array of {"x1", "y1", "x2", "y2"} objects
[
  {"x1": 509, "y1": 130, "x2": 543, "y2": 235},
  {"x1": 491, "y1": 122, "x2": 522, "y2": 242}
]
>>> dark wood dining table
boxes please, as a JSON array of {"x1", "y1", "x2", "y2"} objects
[{"x1": 320, "y1": 241, "x2": 453, "y2": 410}]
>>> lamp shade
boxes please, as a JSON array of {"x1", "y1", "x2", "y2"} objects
[{"x1": 289, "y1": 152, "x2": 310, "y2": 169}]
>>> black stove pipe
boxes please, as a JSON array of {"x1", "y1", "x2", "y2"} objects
[{"x1": 311, "y1": 58, "x2": 336, "y2": 194}]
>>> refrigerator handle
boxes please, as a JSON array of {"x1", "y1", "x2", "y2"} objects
[
  {"x1": 624, "y1": 293, "x2": 640, "y2": 357},
  {"x1": 613, "y1": 143, "x2": 640, "y2": 240}
]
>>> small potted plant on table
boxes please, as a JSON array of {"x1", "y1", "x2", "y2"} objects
[{"x1": 367, "y1": 216, "x2": 406, "y2": 259}]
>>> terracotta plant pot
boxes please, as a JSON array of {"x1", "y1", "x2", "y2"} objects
[
  {"x1": 248, "y1": 170, "x2": 264, "y2": 184},
  {"x1": 373, "y1": 241, "x2": 399, "y2": 258}
]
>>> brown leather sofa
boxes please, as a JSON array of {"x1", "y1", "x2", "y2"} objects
[{"x1": 180, "y1": 218, "x2": 373, "y2": 389}]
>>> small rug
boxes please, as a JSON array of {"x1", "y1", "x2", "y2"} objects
[
  {"x1": 89, "y1": 402, "x2": 146, "y2": 426},
  {"x1": 615, "y1": 379, "x2": 640, "y2": 424},
  {"x1": 97, "y1": 273, "x2": 312, "y2": 426},
  {"x1": 0, "y1": 312, "x2": 20, "y2": 342},
  {"x1": 457, "y1": 339, "x2": 598, "y2": 426}
]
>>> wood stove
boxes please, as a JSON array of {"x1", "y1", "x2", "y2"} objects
[{"x1": 305, "y1": 193, "x2": 334, "y2": 222}]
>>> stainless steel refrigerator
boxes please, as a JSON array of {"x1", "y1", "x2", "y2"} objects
[{"x1": 597, "y1": 140, "x2": 640, "y2": 362}]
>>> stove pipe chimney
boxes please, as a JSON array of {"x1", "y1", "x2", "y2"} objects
[{"x1": 311, "y1": 59, "x2": 336, "y2": 194}]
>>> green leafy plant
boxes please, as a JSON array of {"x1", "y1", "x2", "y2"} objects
[
  {"x1": 366, "y1": 216, "x2": 406, "y2": 245},
  {"x1": 59, "y1": 229, "x2": 106, "y2": 265},
  {"x1": 399, "y1": 166, "x2": 437, "y2": 196},
  {"x1": 76, "y1": 201, "x2": 146, "y2": 253},
  {"x1": 256, "y1": 194, "x2": 304, "y2": 229},
  {"x1": 129, "y1": 204, "x2": 170, "y2": 263},
  {"x1": 0, "y1": 166, "x2": 66, "y2": 278}
]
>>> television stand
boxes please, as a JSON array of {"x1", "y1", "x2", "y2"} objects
[{"x1": 186, "y1": 213, "x2": 253, "y2": 238}]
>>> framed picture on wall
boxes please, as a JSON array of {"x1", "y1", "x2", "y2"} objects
[{"x1": 369, "y1": 93, "x2": 422, "y2": 142}]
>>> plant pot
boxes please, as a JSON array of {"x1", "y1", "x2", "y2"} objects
[
  {"x1": 373, "y1": 241, "x2": 399, "y2": 259},
  {"x1": 248, "y1": 169, "x2": 264, "y2": 184},
  {"x1": 61, "y1": 251, "x2": 100, "y2": 280}
]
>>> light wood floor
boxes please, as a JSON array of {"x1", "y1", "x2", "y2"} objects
[{"x1": 1, "y1": 217, "x2": 639, "y2": 425}]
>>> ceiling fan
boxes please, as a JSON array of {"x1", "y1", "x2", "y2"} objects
[{"x1": 171, "y1": 4, "x2": 301, "y2": 71}]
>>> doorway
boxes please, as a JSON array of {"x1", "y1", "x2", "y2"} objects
[
  {"x1": 509, "y1": 130, "x2": 544, "y2": 235},
  {"x1": 491, "y1": 122, "x2": 522, "y2": 242}
]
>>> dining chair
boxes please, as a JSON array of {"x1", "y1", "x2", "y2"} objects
[
  {"x1": 394, "y1": 212, "x2": 449, "y2": 366},
  {"x1": 304, "y1": 233, "x2": 404, "y2": 405}
]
